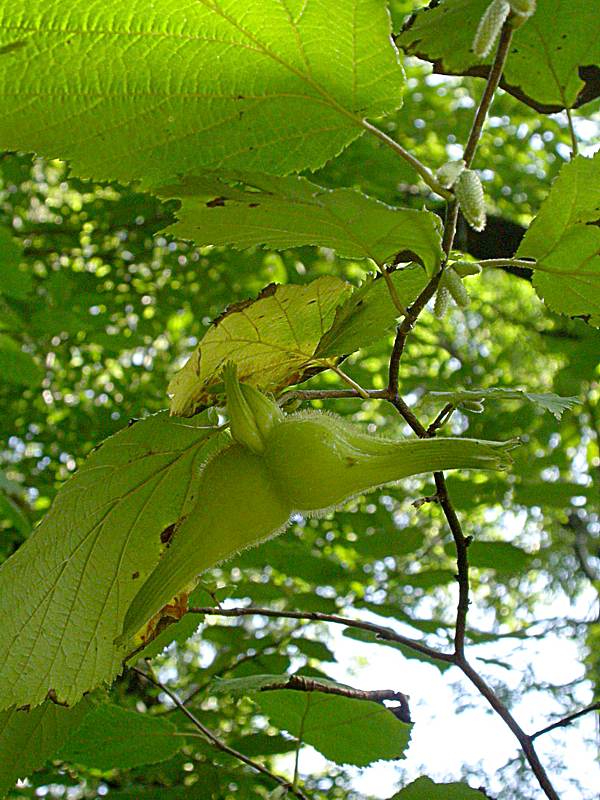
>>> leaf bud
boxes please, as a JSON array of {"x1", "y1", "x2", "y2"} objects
[
  {"x1": 223, "y1": 362, "x2": 284, "y2": 454},
  {"x1": 451, "y1": 261, "x2": 482, "y2": 277},
  {"x1": 509, "y1": 0, "x2": 536, "y2": 16},
  {"x1": 459, "y1": 400, "x2": 485, "y2": 413},
  {"x1": 472, "y1": 0, "x2": 510, "y2": 58},
  {"x1": 436, "y1": 159, "x2": 466, "y2": 189},
  {"x1": 455, "y1": 169, "x2": 486, "y2": 232}
]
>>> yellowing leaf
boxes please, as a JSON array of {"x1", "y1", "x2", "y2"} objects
[{"x1": 168, "y1": 277, "x2": 351, "y2": 416}]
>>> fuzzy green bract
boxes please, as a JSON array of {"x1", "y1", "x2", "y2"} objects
[
  {"x1": 120, "y1": 371, "x2": 518, "y2": 643},
  {"x1": 0, "y1": 0, "x2": 404, "y2": 187}
]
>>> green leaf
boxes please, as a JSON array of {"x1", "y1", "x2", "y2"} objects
[
  {"x1": 514, "y1": 481, "x2": 592, "y2": 508},
  {"x1": 0, "y1": 226, "x2": 30, "y2": 299},
  {"x1": 517, "y1": 152, "x2": 600, "y2": 325},
  {"x1": 226, "y1": 732, "x2": 296, "y2": 757},
  {"x1": 168, "y1": 277, "x2": 352, "y2": 416},
  {"x1": 428, "y1": 387, "x2": 579, "y2": 419},
  {"x1": 0, "y1": 334, "x2": 43, "y2": 388},
  {"x1": 397, "y1": 0, "x2": 600, "y2": 113},
  {"x1": 257, "y1": 689, "x2": 411, "y2": 766},
  {"x1": 0, "y1": 699, "x2": 91, "y2": 798},
  {"x1": 316, "y1": 266, "x2": 428, "y2": 357},
  {"x1": 58, "y1": 703, "x2": 183, "y2": 769},
  {"x1": 214, "y1": 674, "x2": 411, "y2": 766},
  {"x1": 388, "y1": 775, "x2": 489, "y2": 799},
  {"x1": 161, "y1": 173, "x2": 442, "y2": 272},
  {"x1": 0, "y1": 412, "x2": 221, "y2": 711},
  {"x1": 350, "y1": 526, "x2": 425, "y2": 559},
  {"x1": 0, "y1": 0, "x2": 403, "y2": 187}
]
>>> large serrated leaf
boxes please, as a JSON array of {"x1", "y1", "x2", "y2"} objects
[
  {"x1": 0, "y1": 699, "x2": 91, "y2": 798},
  {"x1": 257, "y1": 686, "x2": 411, "y2": 766},
  {"x1": 517, "y1": 152, "x2": 600, "y2": 325},
  {"x1": 58, "y1": 703, "x2": 183, "y2": 769},
  {"x1": 397, "y1": 0, "x2": 600, "y2": 113},
  {"x1": 0, "y1": 413, "x2": 222, "y2": 711},
  {"x1": 168, "y1": 268, "x2": 432, "y2": 417},
  {"x1": 168, "y1": 277, "x2": 352, "y2": 416},
  {"x1": 0, "y1": 0, "x2": 403, "y2": 187},
  {"x1": 160, "y1": 173, "x2": 443, "y2": 271}
]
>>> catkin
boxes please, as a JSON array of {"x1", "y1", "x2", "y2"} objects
[
  {"x1": 434, "y1": 285, "x2": 451, "y2": 319},
  {"x1": 455, "y1": 169, "x2": 486, "y2": 232},
  {"x1": 472, "y1": 0, "x2": 510, "y2": 58},
  {"x1": 444, "y1": 268, "x2": 470, "y2": 308}
]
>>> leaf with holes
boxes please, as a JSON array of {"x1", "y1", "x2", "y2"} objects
[
  {"x1": 0, "y1": 0, "x2": 403, "y2": 187},
  {"x1": 160, "y1": 173, "x2": 443, "y2": 271},
  {"x1": 0, "y1": 412, "x2": 222, "y2": 711}
]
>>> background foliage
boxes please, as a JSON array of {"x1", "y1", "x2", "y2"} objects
[{"x1": 0, "y1": 0, "x2": 599, "y2": 798}]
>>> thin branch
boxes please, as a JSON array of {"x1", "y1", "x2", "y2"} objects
[
  {"x1": 427, "y1": 403, "x2": 455, "y2": 436},
  {"x1": 380, "y1": 265, "x2": 409, "y2": 316},
  {"x1": 187, "y1": 605, "x2": 454, "y2": 664},
  {"x1": 388, "y1": 395, "x2": 428, "y2": 437},
  {"x1": 361, "y1": 119, "x2": 452, "y2": 199},
  {"x1": 387, "y1": 267, "x2": 445, "y2": 396},
  {"x1": 281, "y1": 388, "x2": 387, "y2": 403},
  {"x1": 531, "y1": 701, "x2": 600, "y2": 741},
  {"x1": 328, "y1": 363, "x2": 370, "y2": 399},
  {"x1": 379, "y1": 20, "x2": 560, "y2": 800},
  {"x1": 565, "y1": 108, "x2": 579, "y2": 157},
  {"x1": 463, "y1": 23, "x2": 514, "y2": 167},
  {"x1": 133, "y1": 666, "x2": 311, "y2": 800},
  {"x1": 434, "y1": 473, "x2": 470, "y2": 657},
  {"x1": 458, "y1": 660, "x2": 561, "y2": 800},
  {"x1": 476, "y1": 258, "x2": 537, "y2": 270}
]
